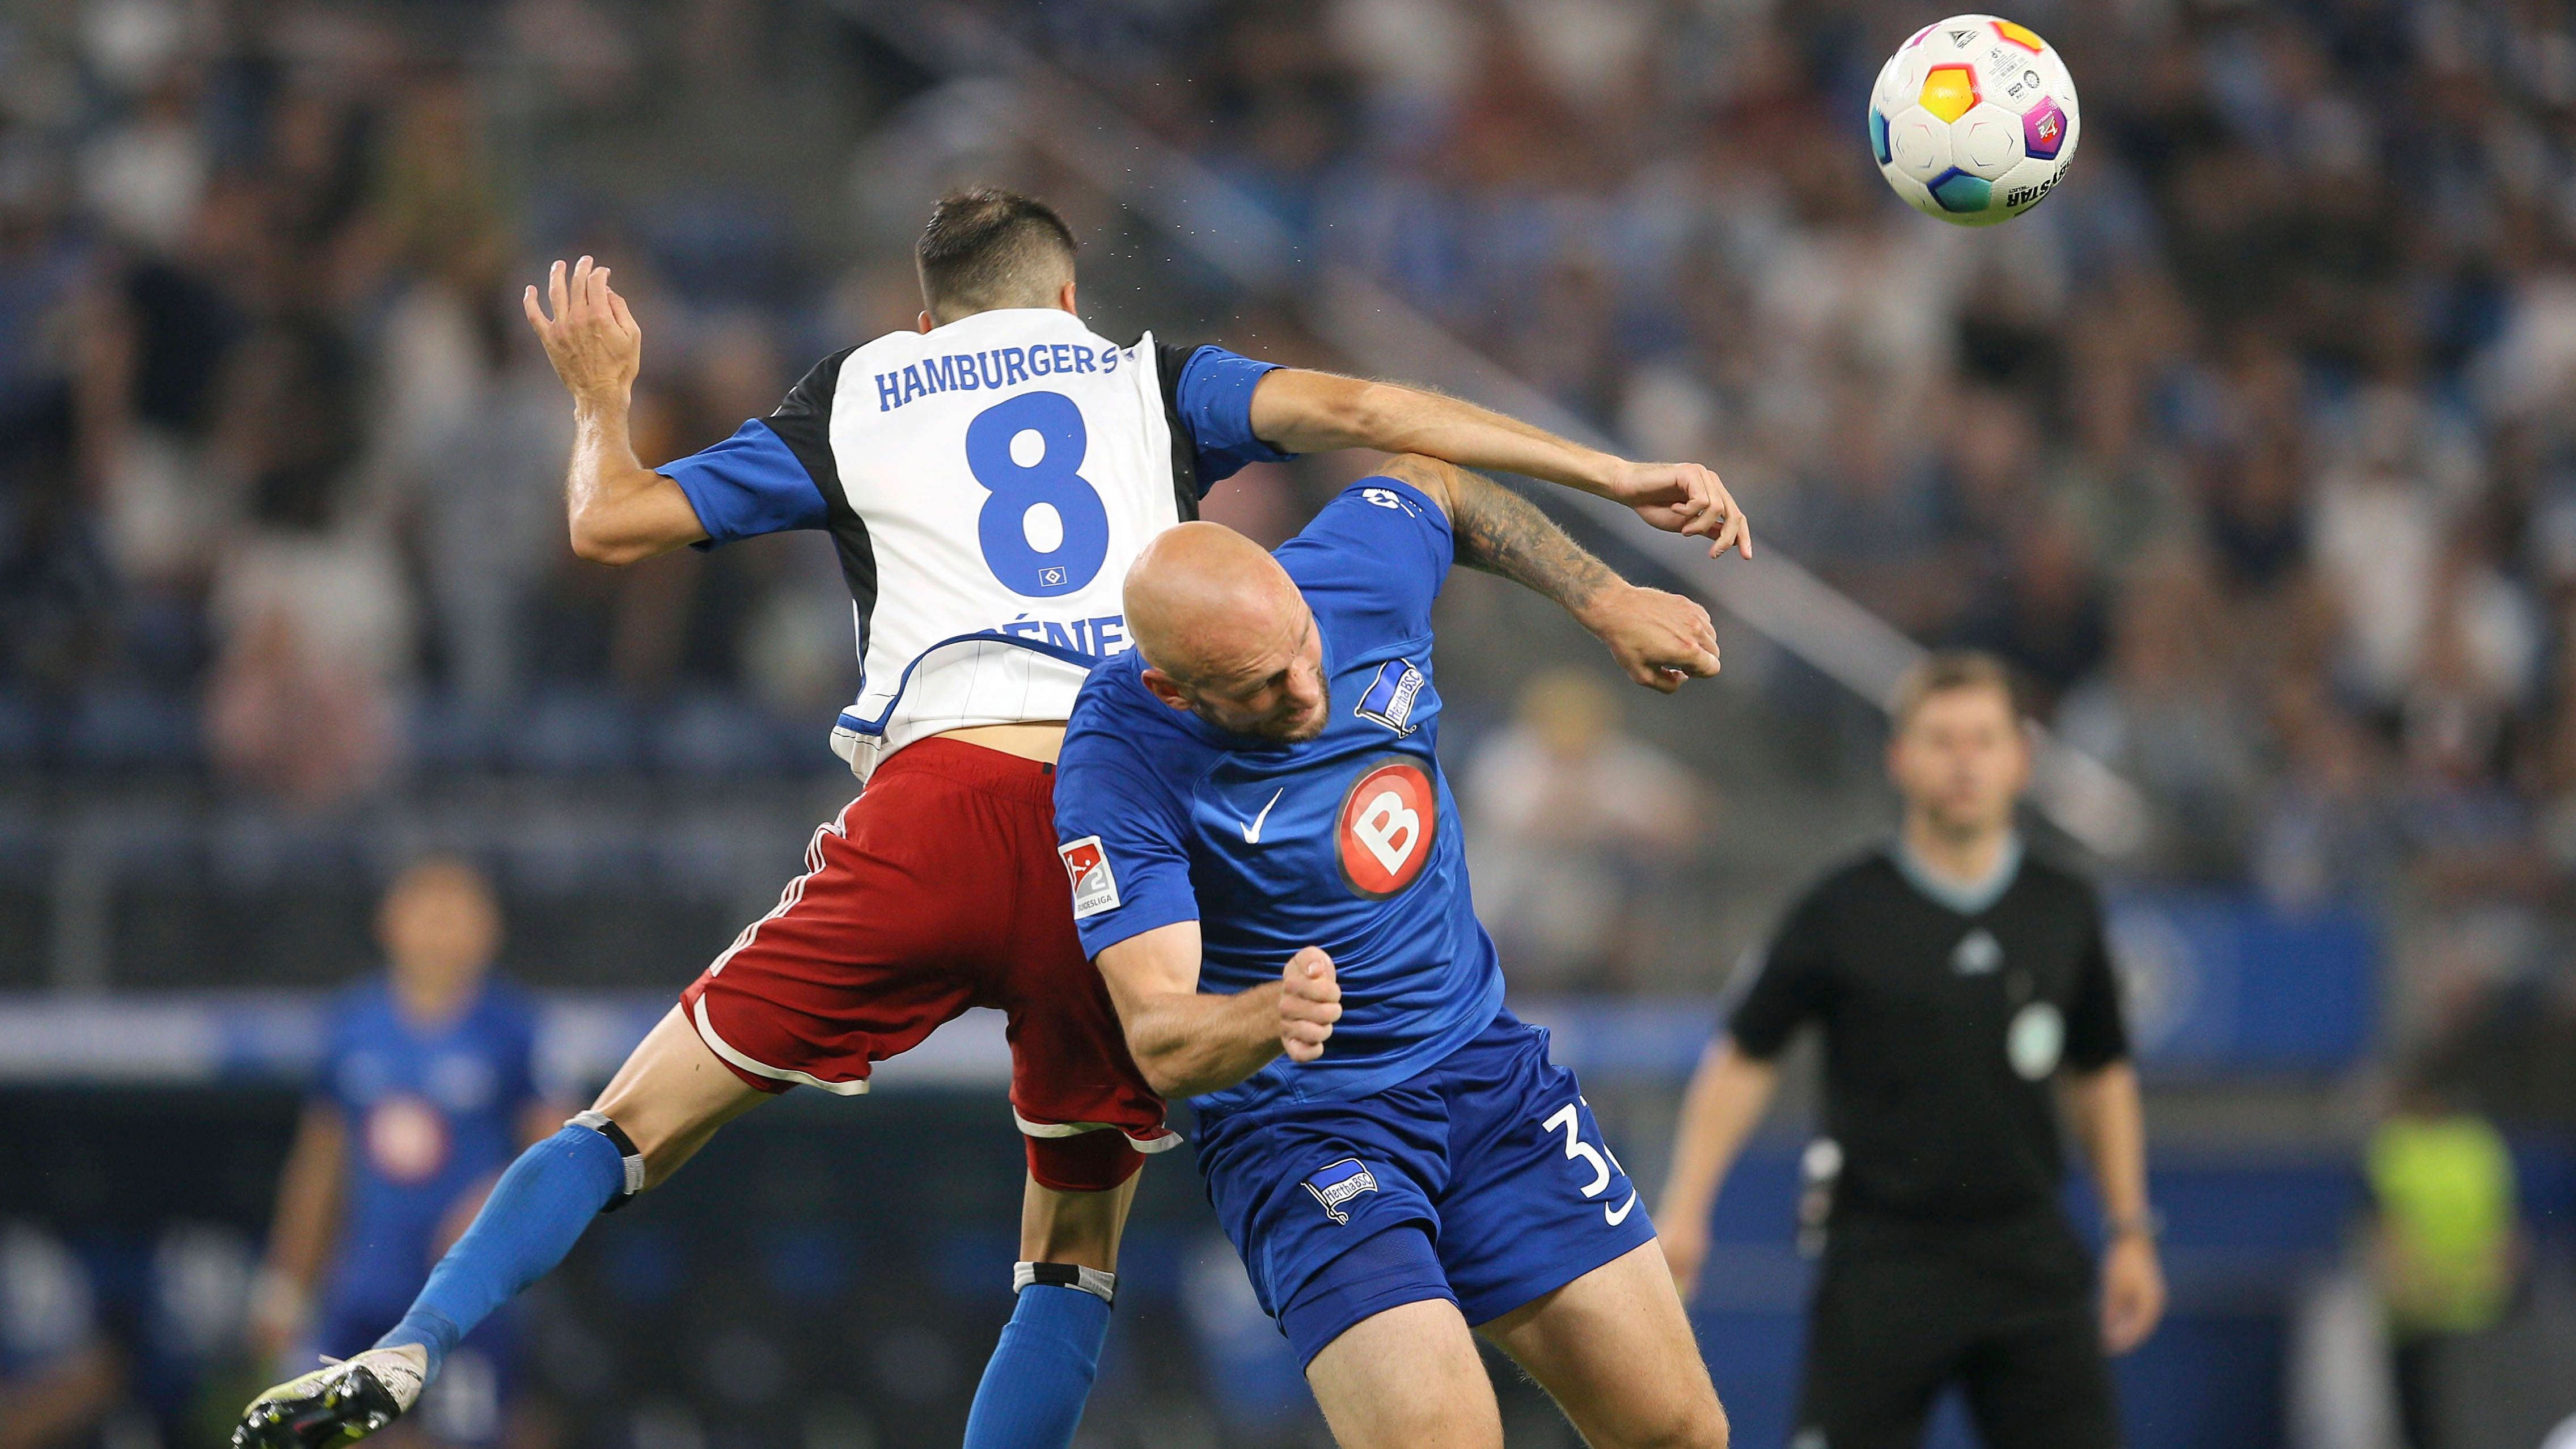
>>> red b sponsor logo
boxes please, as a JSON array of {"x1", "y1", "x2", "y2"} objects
[{"x1": 1336, "y1": 758, "x2": 1437, "y2": 898}]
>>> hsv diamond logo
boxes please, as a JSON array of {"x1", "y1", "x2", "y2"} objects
[
  {"x1": 1059, "y1": 835, "x2": 1120, "y2": 919},
  {"x1": 1304, "y1": 1158, "x2": 1380, "y2": 1224},
  {"x1": 1337, "y1": 757, "x2": 1436, "y2": 898}
]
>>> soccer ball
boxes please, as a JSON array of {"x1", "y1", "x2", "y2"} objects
[{"x1": 1868, "y1": 15, "x2": 2079, "y2": 226}]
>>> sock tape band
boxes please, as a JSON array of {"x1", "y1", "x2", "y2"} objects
[
  {"x1": 1016, "y1": 1261, "x2": 1117, "y2": 1306},
  {"x1": 568, "y1": 1110, "x2": 647, "y2": 1209}
]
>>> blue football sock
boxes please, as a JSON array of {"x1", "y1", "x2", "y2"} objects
[
  {"x1": 962, "y1": 1278, "x2": 1113, "y2": 1449},
  {"x1": 372, "y1": 1122, "x2": 627, "y2": 1379}
]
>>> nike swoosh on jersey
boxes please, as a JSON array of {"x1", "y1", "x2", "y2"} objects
[
  {"x1": 1603, "y1": 1189, "x2": 1639, "y2": 1226},
  {"x1": 1240, "y1": 787, "x2": 1286, "y2": 844}
]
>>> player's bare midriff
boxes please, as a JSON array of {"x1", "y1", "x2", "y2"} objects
[{"x1": 936, "y1": 721, "x2": 1067, "y2": 766}]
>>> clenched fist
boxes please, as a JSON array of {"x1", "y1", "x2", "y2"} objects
[
  {"x1": 1279, "y1": 947, "x2": 1341, "y2": 1063},
  {"x1": 1577, "y1": 582, "x2": 1722, "y2": 694}
]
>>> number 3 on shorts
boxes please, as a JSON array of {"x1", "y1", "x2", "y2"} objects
[
  {"x1": 1544, "y1": 1100, "x2": 1639, "y2": 1223},
  {"x1": 965, "y1": 391, "x2": 1111, "y2": 598}
]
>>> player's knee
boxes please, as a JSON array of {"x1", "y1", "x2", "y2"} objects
[
  {"x1": 1695, "y1": 1397, "x2": 1731, "y2": 1449},
  {"x1": 588, "y1": 1066, "x2": 771, "y2": 1190},
  {"x1": 1634, "y1": 1395, "x2": 1727, "y2": 1449},
  {"x1": 1594, "y1": 1380, "x2": 1726, "y2": 1449},
  {"x1": 577, "y1": 1098, "x2": 685, "y2": 1191}
]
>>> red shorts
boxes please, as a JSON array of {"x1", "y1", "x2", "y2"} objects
[{"x1": 678, "y1": 738, "x2": 1174, "y2": 1190}]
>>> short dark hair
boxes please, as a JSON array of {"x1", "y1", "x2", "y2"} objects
[
  {"x1": 1889, "y1": 649, "x2": 2022, "y2": 731},
  {"x1": 916, "y1": 188, "x2": 1079, "y2": 322}
]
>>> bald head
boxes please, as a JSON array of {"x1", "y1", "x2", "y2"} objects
[
  {"x1": 1126, "y1": 522, "x2": 1330, "y2": 741},
  {"x1": 1127, "y1": 523, "x2": 1298, "y2": 679}
]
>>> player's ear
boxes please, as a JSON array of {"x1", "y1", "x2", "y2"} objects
[
  {"x1": 917, "y1": 310, "x2": 936, "y2": 334},
  {"x1": 1056, "y1": 278, "x2": 1078, "y2": 316},
  {"x1": 1140, "y1": 668, "x2": 1193, "y2": 713}
]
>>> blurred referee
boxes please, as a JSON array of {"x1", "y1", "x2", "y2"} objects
[{"x1": 1657, "y1": 651, "x2": 2164, "y2": 1449}]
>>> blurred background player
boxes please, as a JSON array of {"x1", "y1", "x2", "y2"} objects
[
  {"x1": 249, "y1": 857, "x2": 557, "y2": 1448},
  {"x1": 2368, "y1": 1072, "x2": 2523, "y2": 1449},
  {"x1": 1658, "y1": 651, "x2": 2163, "y2": 1449},
  {"x1": 0, "y1": 1220, "x2": 122, "y2": 1449},
  {"x1": 0, "y1": 1213, "x2": 280, "y2": 1449}
]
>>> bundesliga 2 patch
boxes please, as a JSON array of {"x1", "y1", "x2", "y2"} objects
[
  {"x1": 1059, "y1": 835, "x2": 1120, "y2": 919},
  {"x1": 1304, "y1": 1158, "x2": 1380, "y2": 1224},
  {"x1": 1354, "y1": 659, "x2": 1426, "y2": 736}
]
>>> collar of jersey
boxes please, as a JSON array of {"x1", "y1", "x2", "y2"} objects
[
  {"x1": 917, "y1": 306, "x2": 1094, "y2": 341},
  {"x1": 1166, "y1": 597, "x2": 1341, "y2": 754},
  {"x1": 1888, "y1": 831, "x2": 2023, "y2": 918}
]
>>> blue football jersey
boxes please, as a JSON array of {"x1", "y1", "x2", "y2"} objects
[
  {"x1": 318, "y1": 979, "x2": 540, "y2": 1319},
  {"x1": 1055, "y1": 475, "x2": 1504, "y2": 1113}
]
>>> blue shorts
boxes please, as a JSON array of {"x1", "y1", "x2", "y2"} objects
[{"x1": 1193, "y1": 1009, "x2": 1656, "y2": 1365}]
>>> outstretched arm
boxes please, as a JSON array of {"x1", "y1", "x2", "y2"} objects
[
  {"x1": 523, "y1": 256, "x2": 708, "y2": 565},
  {"x1": 1094, "y1": 923, "x2": 1342, "y2": 1099},
  {"x1": 1384, "y1": 454, "x2": 1723, "y2": 694},
  {"x1": 1249, "y1": 369, "x2": 1751, "y2": 559}
]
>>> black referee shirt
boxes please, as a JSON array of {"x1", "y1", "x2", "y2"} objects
[{"x1": 1725, "y1": 840, "x2": 2130, "y2": 1227}]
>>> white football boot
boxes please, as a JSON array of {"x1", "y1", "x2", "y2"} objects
[{"x1": 231, "y1": 1344, "x2": 428, "y2": 1449}]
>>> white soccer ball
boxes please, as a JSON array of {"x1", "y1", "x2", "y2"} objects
[{"x1": 1868, "y1": 15, "x2": 2079, "y2": 226}]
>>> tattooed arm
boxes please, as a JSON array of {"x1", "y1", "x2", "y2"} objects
[{"x1": 1379, "y1": 454, "x2": 1723, "y2": 694}]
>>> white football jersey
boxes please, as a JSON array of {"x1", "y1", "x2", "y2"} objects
[{"x1": 752, "y1": 309, "x2": 1227, "y2": 778}]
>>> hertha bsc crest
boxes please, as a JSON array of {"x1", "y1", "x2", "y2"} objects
[
  {"x1": 1355, "y1": 659, "x2": 1426, "y2": 736},
  {"x1": 1304, "y1": 1158, "x2": 1380, "y2": 1224}
]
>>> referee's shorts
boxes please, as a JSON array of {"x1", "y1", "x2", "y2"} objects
[{"x1": 1793, "y1": 1209, "x2": 2120, "y2": 1449}]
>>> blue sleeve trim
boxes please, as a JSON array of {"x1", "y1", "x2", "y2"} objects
[
  {"x1": 1173, "y1": 346, "x2": 1291, "y2": 492},
  {"x1": 1072, "y1": 896, "x2": 1203, "y2": 961},
  {"x1": 659, "y1": 418, "x2": 830, "y2": 549}
]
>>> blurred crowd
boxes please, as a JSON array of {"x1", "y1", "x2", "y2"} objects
[
  {"x1": 16, "y1": 0, "x2": 2576, "y2": 1036},
  {"x1": 0, "y1": 0, "x2": 873, "y2": 809},
  {"x1": 995, "y1": 0, "x2": 2576, "y2": 1049}
]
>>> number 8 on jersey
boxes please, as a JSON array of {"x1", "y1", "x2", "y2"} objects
[{"x1": 967, "y1": 391, "x2": 1110, "y2": 597}]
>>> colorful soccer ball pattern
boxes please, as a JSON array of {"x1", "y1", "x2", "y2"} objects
[{"x1": 1869, "y1": 15, "x2": 2080, "y2": 226}]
